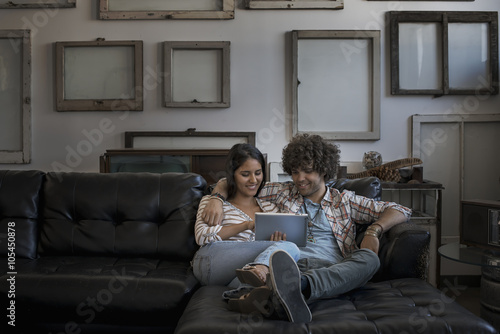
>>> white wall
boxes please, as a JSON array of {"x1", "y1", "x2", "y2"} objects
[{"x1": 0, "y1": 0, "x2": 498, "y2": 173}]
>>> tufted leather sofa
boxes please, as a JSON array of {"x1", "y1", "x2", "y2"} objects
[{"x1": 0, "y1": 170, "x2": 497, "y2": 334}]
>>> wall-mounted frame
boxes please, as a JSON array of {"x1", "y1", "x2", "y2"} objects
[
  {"x1": 0, "y1": 30, "x2": 31, "y2": 163},
  {"x1": 164, "y1": 41, "x2": 230, "y2": 108},
  {"x1": 0, "y1": 0, "x2": 76, "y2": 8},
  {"x1": 390, "y1": 11, "x2": 498, "y2": 96},
  {"x1": 246, "y1": 0, "x2": 343, "y2": 9},
  {"x1": 125, "y1": 130, "x2": 255, "y2": 149},
  {"x1": 99, "y1": 0, "x2": 234, "y2": 20},
  {"x1": 55, "y1": 40, "x2": 143, "y2": 111},
  {"x1": 292, "y1": 30, "x2": 380, "y2": 141},
  {"x1": 369, "y1": 0, "x2": 473, "y2": 2}
]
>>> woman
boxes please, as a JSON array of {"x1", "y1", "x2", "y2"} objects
[{"x1": 192, "y1": 143, "x2": 299, "y2": 288}]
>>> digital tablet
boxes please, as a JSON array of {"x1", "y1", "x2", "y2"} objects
[{"x1": 254, "y1": 212, "x2": 308, "y2": 247}]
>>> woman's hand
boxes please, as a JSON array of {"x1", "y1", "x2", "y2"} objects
[
  {"x1": 246, "y1": 220, "x2": 255, "y2": 231},
  {"x1": 270, "y1": 231, "x2": 287, "y2": 241}
]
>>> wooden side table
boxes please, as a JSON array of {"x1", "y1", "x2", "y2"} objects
[{"x1": 381, "y1": 180, "x2": 444, "y2": 287}]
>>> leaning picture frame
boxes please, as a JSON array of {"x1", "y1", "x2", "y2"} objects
[
  {"x1": 99, "y1": 0, "x2": 235, "y2": 20},
  {"x1": 55, "y1": 39, "x2": 143, "y2": 111},
  {"x1": 163, "y1": 41, "x2": 230, "y2": 108},
  {"x1": 292, "y1": 30, "x2": 381, "y2": 141},
  {"x1": 0, "y1": 0, "x2": 76, "y2": 8},
  {"x1": 0, "y1": 30, "x2": 31, "y2": 163},
  {"x1": 124, "y1": 130, "x2": 256, "y2": 149}
]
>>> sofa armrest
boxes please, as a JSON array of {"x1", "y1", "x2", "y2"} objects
[{"x1": 370, "y1": 222, "x2": 430, "y2": 282}]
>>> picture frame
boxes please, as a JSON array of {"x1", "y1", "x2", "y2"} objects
[
  {"x1": 99, "y1": 0, "x2": 235, "y2": 20},
  {"x1": 124, "y1": 130, "x2": 256, "y2": 149},
  {"x1": 55, "y1": 39, "x2": 143, "y2": 111},
  {"x1": 0, "y1": 29, "x2": 31, "y2": 163},
  {"x1": 0, "y1": 0, "x2": 76, "y2": 8},
  {"x1": 390, "y1": 11, "x2": 498, "y2": 96},
  {"x1": 100, "y1": 149, "x2": 230, "y2": 184},
  {"x1": 246, "y1": 0, "x2": 343, "y2": 9},
  {"x1": 292, "y1": 30, "x2": 381, "y2": 141},
  {"x1": 163, "y1": 41, "x2": 230, "y2": 108},
  {"x1": 368, "y1": 0, "x2": 473, "y2": 1}
]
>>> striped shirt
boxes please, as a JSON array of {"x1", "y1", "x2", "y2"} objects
[
  {"x1": 258, "y1": 182, "x2": 412, "y2": 257},
  {"x1": 194, "y1": 195, "x2": 279, "y2": 246}
]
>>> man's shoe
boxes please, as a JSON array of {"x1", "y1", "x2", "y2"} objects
[{"x1": 269, "y1": 250, "x2": 312, "y2": 323}]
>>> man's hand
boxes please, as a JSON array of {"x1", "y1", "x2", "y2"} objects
[
  {"x1": 203, "y1": 198, "x2": 224, "y2": 226},
  {"x1": 360, "y1": 235, "x2": 379, "y2": 254},
  {"x1": 202, "y1": 179, "x2": 228, "y2": 226},
  {"x1": 270, "y1": 231, "x2": 286, "y2": 241}
]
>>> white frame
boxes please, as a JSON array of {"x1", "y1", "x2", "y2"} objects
[
  {"x1": 292, "y1": 30, "x2": 381, "y2": 141},
  {"x1": 246, "y1": 0, "x2": 343, "y2": 9},
  {"x1": 0, "y1": 30, "x2": 31, "y2": 163},
  {"x1": 163, "y1": 41, "x2": 230, "y2": 108}
]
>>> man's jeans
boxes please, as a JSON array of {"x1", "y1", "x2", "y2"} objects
[
  {"x1": 299, "y1": 248, "x2": 380, "y2": 301},
  {"x1": 192, "y1": 240, "x2": 300, "y2": 288}
]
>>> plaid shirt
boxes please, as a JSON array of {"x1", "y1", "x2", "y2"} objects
[{"x1": 258, "y1": 182, "x2": 412, "y2": 257}]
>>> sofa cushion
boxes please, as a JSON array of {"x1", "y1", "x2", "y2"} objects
[
  {"x1": 174, "y1": 279, "x2": 497, "y2": 334},
  {"x1": 0, "y1": 170, "x2": 44, "y2": 260},
  {"x1": 39, "y1": 172, "x2": 206, "y2": 261},
  {"x1": 2, "y1": 256, "x2": 199, "y2": 330}
]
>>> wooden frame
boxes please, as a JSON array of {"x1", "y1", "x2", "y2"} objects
[
  {"x1": 246, "y1": 0, "x2": 343, "y2": 9},
  {"x1": 412, "y1": 113, "x2": 500, "y2": 202},
  {"x1": 0, "y1": 0, "x2": 76, "y2": 8},
  {"x1": 292, "y1": 30, "x2": 380, "y2": 141},
  {"x1": 390, "y1": 11, "x2": 498, "y2": 96},
  {"x1": 0, "y1": 30, "x2": 31, "y2": 163},
  {"x1": 369, "y1": 0, "x2": 473, "y2": 1},
  {"x1": 163, "y1": 41, "x2": 230, "y2": 108},
  {"x1": 99, "y1": 0, "x2": 235, "y2": 20},
  {"x1": 55, "y1": 40, "x2": 143, "y2": 111},
  {"x1": 100, "y1": 149, "x2": 232, "y2": 185},
  {"x1": 125, "y1": 130, "x2": 256, "y2": 149}
]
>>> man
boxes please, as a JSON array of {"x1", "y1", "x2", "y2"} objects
[{"x1": 203, "y1": 134, "x2": 411, "y2": 323}]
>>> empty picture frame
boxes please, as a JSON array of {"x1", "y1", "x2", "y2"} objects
[
  {"x1": 125, "y1": 130, "x2": 256, "y2": 149},
  {"x1": 292, "y1": 30, "x2": 381, "y2": 141},
  {"x1": 0, "y1": 30, "x2": 31, "y2": 163},
  {"x1": 0, "y1": 0, "x2": 75, "y2": 8},
  {"x1": 164, "y1": 41, "x2": 230, "y2": 108},
  {"x1": 55, "y1": 40, "x2": 143, "y2": 111},
  {"x1": 390, "y1": 11, "x2": 499, "y2": 96},
  {"x1": 99, "y1": 0, "x2": 235, "y2": 20},
  {"x1": 246, "y1": 0, "x2": 343, "y2": 9}
]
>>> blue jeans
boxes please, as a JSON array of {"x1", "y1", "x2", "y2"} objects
[
  {"x1": 192, "y1": 240, "x2": 300, "y2": 288},
  {"x1": 299, "y1": 248, "x2": 380, "y2": 301}
]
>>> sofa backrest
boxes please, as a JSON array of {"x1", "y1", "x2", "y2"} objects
[
  {"x1": 38, "y1": 172, "x2": 206, "y2": 261},
  {"x1": 0, "y1": 170, "x2": 45, "y2": 260}
]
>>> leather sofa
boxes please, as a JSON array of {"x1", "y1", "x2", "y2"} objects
[{"x1": 0, "y1": 170, "x2": 497, "y2": 334}]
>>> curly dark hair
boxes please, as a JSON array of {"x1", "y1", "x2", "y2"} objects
[
  {"x1": 225, "y1": 143, "x2": 266, "y2": 199},
  {"x1": 281, "y1": 134, "x2": 340, "y2": 181}
]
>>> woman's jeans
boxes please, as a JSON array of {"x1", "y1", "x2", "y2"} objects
[{"x1": 192, "y1": 240, "x2": 300, "y2": 288}]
